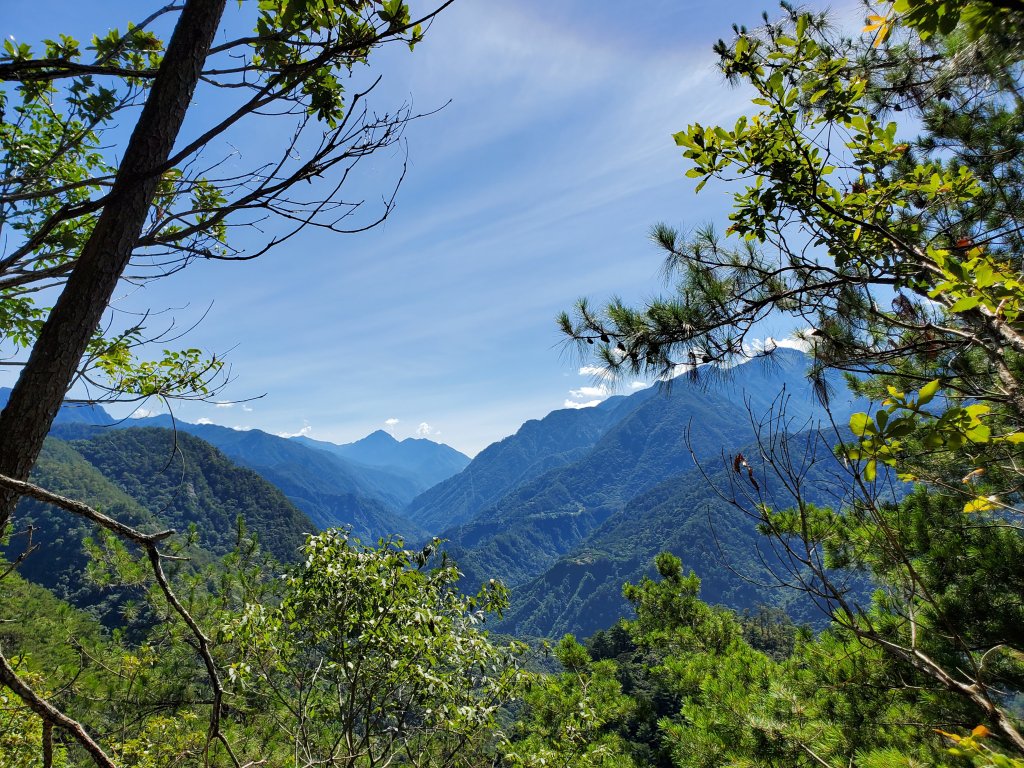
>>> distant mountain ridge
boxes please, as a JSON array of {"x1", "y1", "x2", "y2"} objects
[
  {"x1": 2, "y1": 350, "x2": 869, "y2": 639},
  {"x1": 294, "y1": 430, "x2": 469, "y2": 492},
  {"x1": 402, "y1": 393, "x2": 650, "y2": 532},
  {"x1": 0, "y1": 388, "x2": 114, "y2": 427},
  {"x1": 5, "y1": 392, "x2": 467, "y2": 543},
  {"x1": 114, "y1": 416, "x2": 424, "y2": 533}
]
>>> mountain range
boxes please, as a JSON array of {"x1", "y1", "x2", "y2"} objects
[{"x1": 1, "y1": 349, "x2": 868, "y2": 637}]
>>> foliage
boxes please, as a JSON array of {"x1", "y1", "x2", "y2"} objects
[
  {"x1": 561, "y1": 0, "x2": 1024, "y2": 759},
  {"x1": 868, "y1": 0, "x2": 1024, "y2": 45},
  {"x1": 223, "y1": 529, "x2": 528, "y2": 767},
  {"x1": 502, "y1": 635, "x2": 638, "y2": 767},
  {"x1": 0, "y1": 0, "x2": 436, "y2": 405},
  {"x1": 69, "y1": 427, "x2": 313, "y2": 562},
  {"x1": 559, "y1": 2, "x2": 1024, "y2": 420},
  {"x1": 0, "y1": 682, "x2": 68, "y2": 768},
  {"x1": 942, "y1": 726, "x2": 1024, "y2": 768},
  {"x1": 507, "y1": 552, "x2": 972, "y2": 767},
  {"x1": 2, "y1": 529, "x2": 527, "y2": 767},
  {"x1": 1, "y1": 430, "x2": 315, "y2": 623}
]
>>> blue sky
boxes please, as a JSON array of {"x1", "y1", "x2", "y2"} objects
[{"x1": 3, "y1": 0, "x2": 860, "y2": 456}]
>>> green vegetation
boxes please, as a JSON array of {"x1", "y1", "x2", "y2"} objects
[
  {"x1": 3, "y1": 0, "x2": 1024, "y2": 766},
  {"x1": 553, "y1": 0, "x2": 1024, "y2": 762},
  {"x1": 2, "y1": 531, "x2": 527, "y2": 767}
]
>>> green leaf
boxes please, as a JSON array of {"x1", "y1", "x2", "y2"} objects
[
  {"x1": 964, "y1": 496, "x2": 998, "y2": 513},
  {"x1": 917, "y1": 379, "x2": 940, "y2": 406},
  {"x1": 948, "y1": 296, "x2": 981, "y2": 312},
  {"x1": 850, "y1": 412, "x2": 874, "y2": 436}
]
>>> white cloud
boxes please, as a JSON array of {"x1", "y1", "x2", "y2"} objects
[
  {"x1": 578, "y1": 365, "x2": 614, "y2": 379},
  {"x1": 242, "y1": 405, "x2": 254, "y2": 412},
  {"x1": 278, "y1": 423, "x2": 313, "y2": 438},
  {"x1": 564, "y1": 398, "x2": 602, "y2": 410},
  {"x1": 385, "y1": 418, "x2": 400, "y2": 427},
  {"x1": 232, "y1": 425, "x2": 252, "y2": 432},
  {"x1": 772, "y1": 334, "x2": 813, "y2": 352},
  {"x1": 629, "y1": 381, "x2": 649, "y2": 390},
  {"x1": 661, "y1": 363, "x2": 697, "y2": 381},
  {"x1": 131, "y1": 407, "x2": 155, "y2": 419},
  {"x1": 744, "y1": 334, "x2": 814, "y2": 356},
  {"x1": 569, "y1": 384, "x2": 612, "y2": 399},
  {"x1": 214, "y1": 401, "x2": 234, "y2": 409},
  {"x1": 416, "y1": 422, "x2": 439, "y2": 437},
  {"x1": 196, "y1": 417, "x2": 214, "y2": 425},
  {"x1": 566, "y1": 368, "x2": 617, "y2": 408}
]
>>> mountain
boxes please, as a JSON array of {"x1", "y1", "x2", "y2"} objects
[
  {"x1": 69, "y1": 428, "x2": 314, "y2": 560},
  {"x1": 0, "y1": 386, "x2": 114, "y2": 427},
  {"x1": 496, "y1": 429, "x2": 857, "y2": 638},
  {"x1": 403, "y1": 393, "x2": 650, "y2": 532},
  {"x1": 3, "y1": 350, "x2": 866, "y2": 639},
  {"x1": 440, "y1": 350, "x2": 865, "y2": 619},
  {"x1": 99, "y1": 417, "x2": 427, "y2": 542},
  {"x1": 294, "y1": 431, "x2": 469, "y2": 492},
  {"x1": 3, "y1": 430, "x2": 315, "y2": 620},
  {"x1": 31, "y1": 395, "x2": 432, "y2": 541}
]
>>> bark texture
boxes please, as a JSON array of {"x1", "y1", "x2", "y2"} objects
[{"x1": 0, "y1": 0, "x2": 228, "y2": 531}]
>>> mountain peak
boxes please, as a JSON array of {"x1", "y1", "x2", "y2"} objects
[{"x1": 356, "y1": 429, "x2": 400, "y2": 446}]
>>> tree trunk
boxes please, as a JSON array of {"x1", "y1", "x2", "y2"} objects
[{"x1": 0, "y1": 0, "x2": 228, "y2": 532}]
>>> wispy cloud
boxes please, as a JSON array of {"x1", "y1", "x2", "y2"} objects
[
  {"x1": 89, "y1": 0, "x2": 837, "y2": 458},
  {"x1": 214, "y1": 401, "x2": 234, "y2": 409}
]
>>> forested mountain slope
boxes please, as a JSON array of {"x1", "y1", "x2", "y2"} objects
[
  {"x1": 69, "y1": 428, "x2": 314, "y2": 560},
  {"x1": 53, "y1": 415, "x2": 428, "y2": 542},
  {"x1": 498, "y1": 428, "x2": 861, "y2": 638},
  {"x1": 404, "y1": 392, "x2": 651, "y2": 532},
  {"x1": 443, "y1": 351, "x2": 863, "y2": 607},
  {"x1": 3, "y1": 438, "x2": 160, "y2": 617},
  {"x1": 3, "y1": 430, "x2": 314, "y2": 620},
  {"x1": 126, "y1": 417, "x2": 422, "y2": 506}
]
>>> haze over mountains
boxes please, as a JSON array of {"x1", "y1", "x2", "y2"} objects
[{"x1": 2, "y1": 349, "x2": 867, "y2": 637}]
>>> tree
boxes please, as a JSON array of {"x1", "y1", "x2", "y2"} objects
[
  {"x1": 559, "y1": 1, "x2": 1024, "y2": 412},
  {"x1": 0, "y1": 1, "x2": 453, "y2": 763},
  {"x1": 501, "y1": 634, "x2": 638, "y2": 768},
  {"x1": 2, "y1": 494, "x2": 528, "y2": 766},
  {"x1": 222, "y1": 530, "x2": 528, "y2": 767},
  {"x1": 562, "y1": 0, "x2": 1024, "y2": 756},
  {"x1": 0, "y1": 0, "x2": 448, "y2": 528}
]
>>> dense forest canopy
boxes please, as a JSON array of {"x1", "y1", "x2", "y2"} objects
[{"x1": 2, "y1": 0, "x2": 1024, "y2": 766}]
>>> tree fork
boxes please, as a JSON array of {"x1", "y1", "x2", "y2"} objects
[{"x1": 0, "y1": 0, "x2": 228, "y2": 532}]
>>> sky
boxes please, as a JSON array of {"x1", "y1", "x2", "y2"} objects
[{"x1": 2, "y1": 0, "x2": 861, "y2": 456}]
